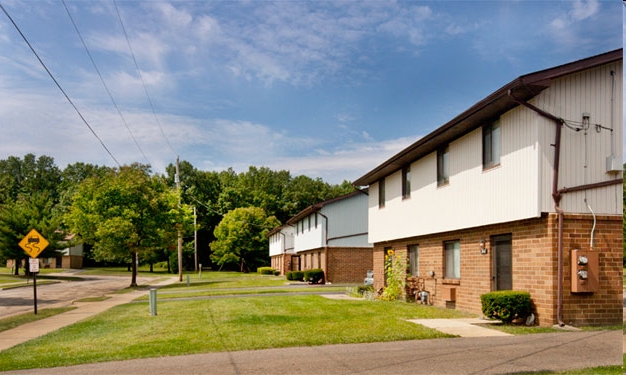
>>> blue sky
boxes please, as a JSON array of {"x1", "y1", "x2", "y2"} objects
[{"x1": 0, "y1": 0, "x2": 621, "y2": 183}]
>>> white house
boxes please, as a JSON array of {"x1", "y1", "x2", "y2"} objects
[
  {"x1": 353, "y1": 49, "x2": 623, "y2": 327},
  {"x1": 270, "y1": 190, "x2": 373, "y2": 283},
  {"x1": 268, "y1": 225, "x2": 294, "y2": 275}
]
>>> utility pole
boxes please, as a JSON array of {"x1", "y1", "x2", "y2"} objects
[
  {"x1": 194, "y1": 206, "x2": 198, "y2": 272},
  {"x1": 175, "y1": 156, "x2": 183, "y2": 282}
]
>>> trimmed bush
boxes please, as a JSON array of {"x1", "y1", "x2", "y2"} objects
[
  {"x1": 304, "y1": 268, "x2": 325, "y2": 284},
  {"x1": 480, "y1": 290, "x2": 532, "y2": 323},
  {"x1": 257, "y1": 267, "x2": 276, "y2": 275},
  {"x1": 286, "y1": 271, "x2": 304, "y2": 281}
]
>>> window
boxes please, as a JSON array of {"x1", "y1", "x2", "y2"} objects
[
  {"x1": 408, "y1": 245, "x2": 419, "y2": 277},
  {"x1": 483, "y1": 119, "x2": 501, "y2": 169},
  {"x1": 402, "y1": 166, "x2": 411, "y2": 199},
  {"x1": 437, "y1": 145, "x2": 449, "y2": 186},
  {"x1": 444, "y1": 240, "x2": 460, "y2": 279},
  {"x1": 378, "y1": 178, "x2": 386, "y2": 208}
]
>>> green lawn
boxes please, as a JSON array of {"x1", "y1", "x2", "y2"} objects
[
  {"x1": 0, "y1": 295, "x2": 470, "y2": 371},
  {"x1": 0, "y1": 269, "x2": 621, "y2": 373}
]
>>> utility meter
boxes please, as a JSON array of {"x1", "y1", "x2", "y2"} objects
[{"x1": 571, "y1": 249, "x2": 598, "y2": 293}]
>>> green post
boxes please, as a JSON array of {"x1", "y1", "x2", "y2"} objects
[
  {"x1": 199, "y1": 264, "x2": 202, "y2": 278},
  {"x1": 186, "y1": 275, "x2": 190, "y2": 287},
  {"x1": 149, "y1": 288, "x2": 157, "y2": 316}
]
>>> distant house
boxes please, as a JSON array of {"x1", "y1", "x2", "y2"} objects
[
  {"x1": 269, "y1": 225, "x2": 294, "y2": 275},
  {"x1": 269, "y1": 190, "x2": 373, "y2": 283},
  {"x1": 353, "y1": 49, "x2": 623, "y2": 327}
]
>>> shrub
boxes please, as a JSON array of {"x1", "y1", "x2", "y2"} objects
[
  {"x1": 380, "y1": 251, "x2": 406, "y2": 301},
  {"x1": 286, "y1": 271, "x2": 304, "y2": 281},
  {"x1": 257, "y1": 267, "x2": 276, "y2": 275},
  {"x1": 480, "y1": 290, "x2": 532, "y2": 323},
  {"x1": 356, "y1": 285, "x2": 374, "y2": 295},
  {"x1": 304, "y1": 268, "x2": 325, "y2": 284}
]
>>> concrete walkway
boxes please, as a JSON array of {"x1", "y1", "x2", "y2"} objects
[{"x1": 409, "y1": 318, "x2": 512, "y2": 337}]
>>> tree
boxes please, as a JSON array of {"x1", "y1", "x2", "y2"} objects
[
  {"x1": 66, "y1": 164, "x2": 193, "y2": 286},
  {"x1": 0, "y1": 191, "x2": 64, "y2": 274},
  {"x1": 210, "y1": 207, "x2": 280, "y2": 272},
  {"x1": 0, "y1": 154, "x2": 61, "y2": 205}
]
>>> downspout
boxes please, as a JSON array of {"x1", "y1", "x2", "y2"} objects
[
  {"x1": 508, "y1": 90, "x2": 566, "y2": 327},
  {"x1": 318, "y1": 212, "x2": 329, "y2": 281}
]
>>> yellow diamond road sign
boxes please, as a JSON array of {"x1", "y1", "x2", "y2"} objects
[{"x1": 18, "y1": 229, "x2": 49, "y2": 258}]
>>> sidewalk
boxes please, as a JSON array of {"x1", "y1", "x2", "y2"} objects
[{"x1": 0, "y1": 276, "x2": 177, "y2": 352}]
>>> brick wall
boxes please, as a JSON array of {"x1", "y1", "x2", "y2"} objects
[
  {"x1": 326, "y1": 247, "x2": 373, "y2": 283},
  {"x1": 270, "y1": 254, "x2": 293, "y2": 275},
  {"x1": 372, "y1": 213, "x2": 622, "y2": 327},
  {"x1": 297, "y1": 247, "x2": 373, "y2": 283}
]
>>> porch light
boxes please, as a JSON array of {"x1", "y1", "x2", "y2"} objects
[{"x1": 480, "y1": 239, "x2": 488, "y2": 255}]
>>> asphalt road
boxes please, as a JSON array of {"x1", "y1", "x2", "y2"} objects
[
  {"x1": 0, "y1": 272, "x2": 154, "y2": 318},
  {"x1": 2, "y1": 330, "x2": 622, "y2": 375}
]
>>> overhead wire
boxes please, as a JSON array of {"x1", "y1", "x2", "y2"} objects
[
  {"x1": 62, "y1": 0, "x2": 151, "y2": 166},
  {"x1": 113, "y1": 0, "x2": 178, "y2": 158},
  {"x1": 0, "y1": 2, "x2": 121, "y2": 167}
]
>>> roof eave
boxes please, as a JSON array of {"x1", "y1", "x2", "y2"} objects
[{"x1": 353, "y1": 49, "x2": 622, "y2": 187}]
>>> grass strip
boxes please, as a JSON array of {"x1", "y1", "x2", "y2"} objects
[
  {"x1": 0, "y1": 307, "x2": 76, "y2": 334},
  {"x1": 133, "y1": 286, "x2": 348, "y2": 300}
]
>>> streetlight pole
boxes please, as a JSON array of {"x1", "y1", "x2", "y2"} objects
[{"x1": 176, "y1": 156, "x2": 183, "y2": 282}]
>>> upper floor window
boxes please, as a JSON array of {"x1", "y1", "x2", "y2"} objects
[
  {"x1": 402, "y1": 166, "x2": 411, "y2": 199},
  {"x1": 437, "y1": 145, "x2": 450, "y2": 187},
  {"x1": 444, "y1": 240, "x2": 460, "y2": 279},
  {"x1": 483, "y1": 119, "x2": 501, "y2": 169},
  {"x1": 378, "y1": 178, "x2": 386, "y2": 208}
]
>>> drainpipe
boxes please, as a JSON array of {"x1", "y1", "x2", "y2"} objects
[
  {"x1": 317, "y1": 212, "x2": 329, "y2": 280},
  {"x1": 508, "y1": 90, "x2": 566, "y2": 327}
]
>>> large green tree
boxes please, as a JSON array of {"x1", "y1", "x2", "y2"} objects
[
  {"x1": 66, "y1": 164, "x2": 193, "y2": 286},
  {"x1": 210, "y1": 207, "x2": 280, "y2": 272}
]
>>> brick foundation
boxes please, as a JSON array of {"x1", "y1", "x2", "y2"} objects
[{"x1": 372, "y1": 213, "x2": 622, "y2": 327}]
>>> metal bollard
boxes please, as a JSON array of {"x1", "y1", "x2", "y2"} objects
[
  {"x1": 186, "y1": 275, "x2": 190, "y2": 286},
  {"x1": 149, "y1": 288, "x2": 157, "y2": 316},
  {"x1": 199, "y1": 264, "x2": 202, "y2": 278}
]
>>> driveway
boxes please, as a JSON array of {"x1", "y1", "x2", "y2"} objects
[{"x1": 0, "y1": 271, "x2": 160, "y2": 318}]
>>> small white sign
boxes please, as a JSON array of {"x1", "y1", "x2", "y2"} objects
[{"x1": 29, "y1": 258, "x2": 39, "y2": 273}]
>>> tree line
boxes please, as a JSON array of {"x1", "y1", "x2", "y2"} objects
[{"x1": 0, "y1": 154, "x2": 354, "y2": 284}]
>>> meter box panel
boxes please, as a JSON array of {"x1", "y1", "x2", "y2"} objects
[{"x1": 570, "y1": 249, "x2": 599, "y2": 293}]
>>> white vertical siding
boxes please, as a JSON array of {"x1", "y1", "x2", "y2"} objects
[
  {"x1": 322, "y1": 193, "x2": 371, "y2": 247},
  {"x1": 368, "y1": 60, "x2": 622, "y2": 245},
  {"x1": 537, "y1": 61, "x2": 623, "y2": 214},
  {"x1": 294, "y1": 214, "x2": 323, "y2": 252},
  {"x1": 369, "y1": 107, "x2": 540, "y2": 244},
  {"x1": 294, "y1": 193, "x2": 371, "y2": 251},
  {"x1": 269, "y1": 226, "x2": 294, "y2": 257}
]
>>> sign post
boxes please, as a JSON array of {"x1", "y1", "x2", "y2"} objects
[{"x1": 18, "y1": 229, "x2": 49, "y2": 315}]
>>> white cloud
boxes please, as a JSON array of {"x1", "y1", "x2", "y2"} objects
[{"x1": 547, "y1": 0, "x2": 601, "y2": 48}]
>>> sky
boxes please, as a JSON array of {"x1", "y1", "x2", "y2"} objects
[{"x1": 0, "y1": 0, "x2": 622, "y2": 184}]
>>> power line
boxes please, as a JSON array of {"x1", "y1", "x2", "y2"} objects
[
  {"x1": 0, "y1": 2, "x2": 121, "y2": 167},
  {"x1": 113, "y1": 0, "x2": 178, "y2": 157},
  {"x1": 62, "y1": 0, "x2": 151, "y2": 165}
]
